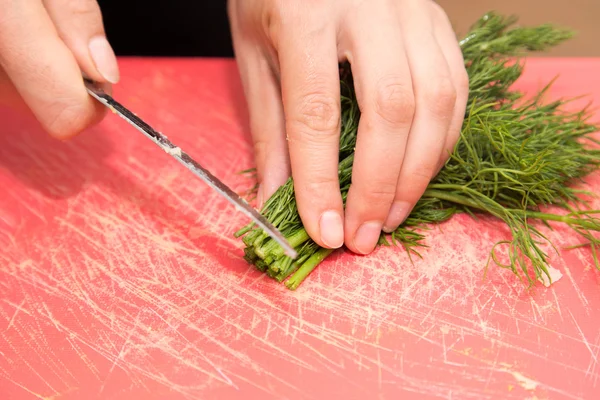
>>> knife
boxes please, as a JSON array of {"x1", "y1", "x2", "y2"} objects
[{"x1": 83, "y1": 78, "x2": 298, "y2": 259}]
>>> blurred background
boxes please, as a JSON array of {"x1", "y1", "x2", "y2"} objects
[
  {"x1": 437, "y1": 0, "x2": 598, "y2": 57},
  {"x1": 96, "y1": 0, "x2": 598, "y2": 58}
]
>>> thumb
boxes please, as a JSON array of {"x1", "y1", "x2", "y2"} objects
[{"x1": 43, "y1": 0, "x2": 120, "y2": 84}]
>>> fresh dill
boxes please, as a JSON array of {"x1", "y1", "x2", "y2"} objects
[{"x1": 234, "y1": 12, "x2": 600, "y2": 290}]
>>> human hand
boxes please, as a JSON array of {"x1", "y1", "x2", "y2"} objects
[
  {"x1": 0, "y1": 0, "x2": 119, "y2": 138},
  {"x1": 228, "y1": 0, "x2": 469, "y2": 255}
]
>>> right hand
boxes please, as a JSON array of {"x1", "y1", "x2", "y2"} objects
[{"x1": 0, "y1": 0, "x2": 119, "y2": 138}]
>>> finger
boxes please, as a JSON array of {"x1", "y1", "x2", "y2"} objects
[
  {"x1": 43, "y1": 0, "x2": 120, "y2": 84},
  {"x1": 230, "y1": 19, "x2": 289, "y2": 209},
  {"x1": 249, "y1": 58, "x2": 290, "y2": 208},
  {"x1": 342, "y1": 6, "x2": 414, "y2": 254},
  {"x1": 278, "y1": 17, "x2": 344, "y2": 249},
  {"x1": 431, "y1": 2, "x2": 470, "y2": 172},
  {"x1": 0, "y1": 62, "x2": 111, "y2": 111},
  {"x1": 0, "y1": 1, "x2": 105, "y2": 139},
  {"x1": 382, "y1": 3, "x2": 457, "y2": 233}
]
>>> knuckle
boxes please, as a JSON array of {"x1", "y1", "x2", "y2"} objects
[
  {"x1": 266, "y1": 6, "x2": 295, "y2": 47},
  {"x1": 373, "y1": 77, "x2": 415, "y2": 126},
  {"x1": 412, "y1": 165, "x2": 436, "y2": 181},
  {"x1": 421, "y1": 77, "x2": 457, "y2": 115},
  {"x1": 358, "y1": 179, "x2": 398, "y2": 204},
  {"x1": 406, "y1": 163, "x2": 437, "y2": 187},
  {"x1": 302, "y1": 174, "x2": 340, "y2": 199},
  {"x1": 291, "y1": 92, "x2": 340, "y2": 137}
]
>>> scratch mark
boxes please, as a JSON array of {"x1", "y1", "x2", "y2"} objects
[
  {"x1": 569, "y1": 309, "x2": 599, "y2": 375},
  {"x1": 563, "y1": 265, "x2": 589, "y2": 310},
  {"x1": 5, "y1": 299, "x2": 26, "y2": 331}
]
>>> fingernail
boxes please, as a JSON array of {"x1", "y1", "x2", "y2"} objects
[
  {"x1": 89, "y1": 36, "x2": 120, "y2": 84},
  {"x1": 383, "y1": 201, "x2": 411, "y2": 233},
  {"x1": 353, "y1": 221, "x2": 382, "y2": 254},
  {"x1": 319, "y1": 210, "x2": 344, "y2": 249}
]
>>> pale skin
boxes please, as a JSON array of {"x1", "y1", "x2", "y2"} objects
[{"x1": 0, "y1": 0, "x2": 468, "y2": 255}]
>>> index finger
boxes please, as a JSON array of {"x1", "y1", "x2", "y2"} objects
[{"x1": 277, "y1": 17, "x2": 344, "y2": 250}]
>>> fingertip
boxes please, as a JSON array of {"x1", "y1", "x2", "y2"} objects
[
  {"x1": 88, "y1": 36, "x2": 120, "y2": 84},
  {"x1": 350, "y1": 220, "x2": 382, "y2": 255},
  {"x1": 382, "y1": 201, "x2": 412, "y2": 233},
  {"x1": 43, "y1": 0, "x2": 120, "y2": 85},
  {"x1": 293, "y1": 175, "x2": 345, "y2": 249}
]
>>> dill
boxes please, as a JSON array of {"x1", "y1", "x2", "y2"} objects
[{"x1": 234, "y1": 11, "x2": 600, "y2": 290}]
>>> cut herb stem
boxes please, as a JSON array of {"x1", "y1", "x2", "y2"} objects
[{"x1": 285, "y1": 248, "x2": 335, "y2": 290}]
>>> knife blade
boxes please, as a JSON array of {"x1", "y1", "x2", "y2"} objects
[{"x1": 83, "y1": 78, "x2": 298, "y2": 259}]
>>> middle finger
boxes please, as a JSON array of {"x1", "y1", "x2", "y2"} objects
[{"x1": 342, "y1": 1, "x2": 414, "y2": 254}]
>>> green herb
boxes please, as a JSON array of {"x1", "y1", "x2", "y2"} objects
[{"x1": 234, "y1": 11, "x2": 600, "y2": 290}]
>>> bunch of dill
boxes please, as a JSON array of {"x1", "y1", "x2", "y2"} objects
[{"x1": 234, "y1": 12, "x2": 600, "y2": 290}]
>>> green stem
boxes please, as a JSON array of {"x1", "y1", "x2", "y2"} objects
[
  {"x1": 517, "y1": 211, "x2": 600, "y2": 230},
  {"x1": 276, "y1": 259, "x2": 300, "y2": 282},
  {"x1": 285, "y1": 248, "x2": 335, "y2": 290},
  {"x1": 423, "y1": 187, "x2": 600, "y2": 231},
  {"x1": 234, "y1": 223, "x2": 254, "y2": 238},
  {"x1": 258, "y1": 228, "x2": 310, "y2": 259},
  {"x1": 424, "y1": 186, "x2": 510, "y2": 221}
]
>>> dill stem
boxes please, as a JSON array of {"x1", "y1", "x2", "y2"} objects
[
  {"x1": 285, "y1": 248, "x2": 335, "y2": 290},
  {"x1": 261, "y1": 229, "x2": 310, "y2": 259},
  {"x1": 234, "y1": 223, "x2": 254, "y2": 238},
  {"x1": 277, "y1": 261, "x2": 301, "y2": 282},
  {"x1": 424, "y1": 186, "x2": 509, "y2": 220},
  {"x1": 512, "y1": 211, "x2": 600, "y2": 230},
  {"x1": 424, "y1": 188, "x2": 599, "y2": 230},
  {"x1": 423, "y1": 187, "x2": 496, "y2": 211}
]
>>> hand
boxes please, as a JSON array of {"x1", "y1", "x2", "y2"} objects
[
  {"x1": 0, "y1": 0, "x2": 119, "y2": 139},
  {"x1": 228, "y1": 0, "x2": 469, "y2": 254}
]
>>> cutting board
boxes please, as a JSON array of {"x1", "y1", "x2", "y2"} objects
[{"x1": 1, "y1": 58, "x2": 599, "y2": 400}]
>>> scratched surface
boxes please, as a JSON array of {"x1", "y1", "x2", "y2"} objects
[{"x1": 1, "y1": 58, "x2": 600, "y2": 400}]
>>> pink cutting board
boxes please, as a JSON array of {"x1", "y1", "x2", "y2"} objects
[{"x1": 1, "y1": 57, "x2": 599, "y2": 400}]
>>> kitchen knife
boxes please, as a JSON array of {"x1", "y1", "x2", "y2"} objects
[{"x1": 83, "y1": 78, "x2": 298, "y2": 259}]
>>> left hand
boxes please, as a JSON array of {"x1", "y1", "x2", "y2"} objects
[{"x1": 228, "y1": 0, "x2": 469, "y2": 255}]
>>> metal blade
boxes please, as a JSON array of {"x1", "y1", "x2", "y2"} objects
[{"x1": 84, "y1": 78, "x2": 297, "y2": 259}]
